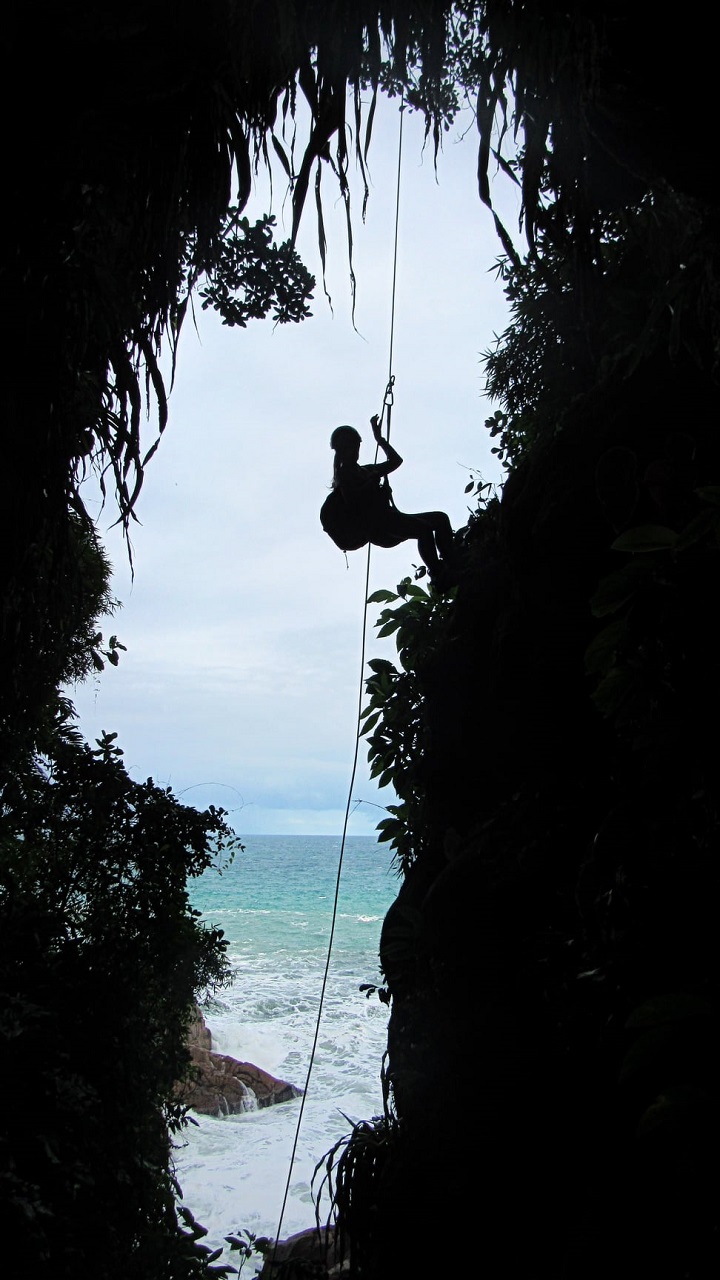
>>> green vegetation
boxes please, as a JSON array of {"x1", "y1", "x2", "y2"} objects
[
  {"x1": 362, "y1": 577, "x2": 460, "y2": 872},
  {"x1": 0, "y1": 727, "x2": 239, "y2": 1276},
  {"x1": 0, "y1": 524, "x2": 242, "y2": 1276}
]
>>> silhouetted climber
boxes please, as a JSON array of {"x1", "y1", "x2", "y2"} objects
[{"x1": 321, "y1": 415, "x2": 455, "y2": 587}]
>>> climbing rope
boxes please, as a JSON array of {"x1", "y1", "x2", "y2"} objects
[
  {"x1": 272, "y1": 94, "x2": 405, "y2": 1262},
  {"x1": 385, "y1": 96, "x2": 404, "y2": 432},
  {"x1": 271, "y1": 541, "x2": 374, "y2": 1264}
]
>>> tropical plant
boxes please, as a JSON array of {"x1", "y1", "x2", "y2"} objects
[
  {"x1": 0, "y1": 724, "x2": 240, "y2": 1279},
  {"x1": 312, "y1": 1058, "x2": 397, "y2": 1277},
  {"x1": 0, "y1": 500, "x2": 240, "y2": 1278}
]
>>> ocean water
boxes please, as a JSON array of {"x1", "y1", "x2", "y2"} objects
[{"x1": 173, "y1": 835, "x2": 397, "y2": 1268}]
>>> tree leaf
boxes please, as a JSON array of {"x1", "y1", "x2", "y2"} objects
[
  {"x1": 675, "y1": 507, "x2": 720, "y2": 551},
  {"x1": 626, "y1": 993, "x2": 714, "y2": 1029},
  {"x1": 366, "y1": 658, "x2": 396, "y2": 674},
  {"x1": 360, "y1": 711, "x2": 381, "y2": 735},
  {"x1": 271, "y1": 134, "x2": 293, "y2": 179},
  {"x1": 695, "y1": 485, "x2": 720, "y2": 505},
  {"x1": 590, "y1": 560, "x2": 649, "y2": 616},
  {"x1": 611, "y1": 525, "x2": 677, "y2": 552}
]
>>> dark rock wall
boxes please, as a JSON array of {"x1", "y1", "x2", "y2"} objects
[{"x1": 364, "y1": 353, "x2": 720, "y2": 1277}]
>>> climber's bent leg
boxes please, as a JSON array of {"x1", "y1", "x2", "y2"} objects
[
  {"x1": 370, "y1": 511, "x2": 439, "y2": 571},
  {"x1": 413, "y1": 511, "x2": 454, "y2": 562}
]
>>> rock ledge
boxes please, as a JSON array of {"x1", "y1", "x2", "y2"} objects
[{"x1": 178, "y1": 1006, "x2": 302, "y2": 1117}]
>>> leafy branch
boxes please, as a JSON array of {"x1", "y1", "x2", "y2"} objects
[
  {"x1": 362, "y1": 578, "x2": 456, "y2": 872},
  {"x1": 198, "y1": 213, "x2": 315, "y2": 329}
]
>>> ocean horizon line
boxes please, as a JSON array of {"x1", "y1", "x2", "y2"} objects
[{"x1": 234, "y1": 831, "x2": 377, "y2": 839}]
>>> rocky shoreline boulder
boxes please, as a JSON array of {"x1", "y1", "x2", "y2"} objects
[
  {"x1": 178, "y1": 1006, "x2": 302, "y2": 1117},
  {"x1": 257, "y1": 1226, "x2": 348, "y2": 1277}
]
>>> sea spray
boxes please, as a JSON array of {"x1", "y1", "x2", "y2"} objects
[{"x1": 174, "y1": 835, "x2": 396, "y2": 1265}]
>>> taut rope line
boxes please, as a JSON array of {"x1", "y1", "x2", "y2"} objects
[
  {"x1": 384, "y1": 94, "x2": 404, "y2": 444},
  {"x1": 271, "y1": 94, "x2": 405, "y2": 1264}
]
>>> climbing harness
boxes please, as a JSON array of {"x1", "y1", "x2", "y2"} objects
[{"x1": 273, "y1": 96, "x2": 405, "y2": 1261}]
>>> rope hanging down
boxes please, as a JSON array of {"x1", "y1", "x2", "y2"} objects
[{"x1": 272, "y1": 96, "x2": 405, "y2": 1261}]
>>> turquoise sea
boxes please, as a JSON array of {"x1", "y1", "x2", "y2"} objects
[{"x1": 173, "y1": 835, "x2": 397, "y2": 1267}]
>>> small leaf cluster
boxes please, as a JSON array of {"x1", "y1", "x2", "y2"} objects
[
  {"x1": 463, "y1": 469, "x2": 496, "y2": 503},
  {"x1": 199, "y1": 212, "x2": 315, "y2": 329},
  {"x1": 173, "y1": 1205, "x2": 242, "y2": 1277},
  {"x1": 369, "y1": 576, "x2": 456, "y2": 671},
  {"x1": 222, "y1": 1229, "x2": 270, "y2": 1275},
  {"x1": 361, "y1": 654, "x2": 419, "y2": 862},
  {"x1": 89, "y1": 630, "x2": 127, "y2": 673},
  {"x1": 359, "y1": 981, "x2": 390, "y2": 1004}
]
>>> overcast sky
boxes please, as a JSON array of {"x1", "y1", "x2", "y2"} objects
[{"x1": 72, "y1": 96, "x2": 519, "y2": 837}]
